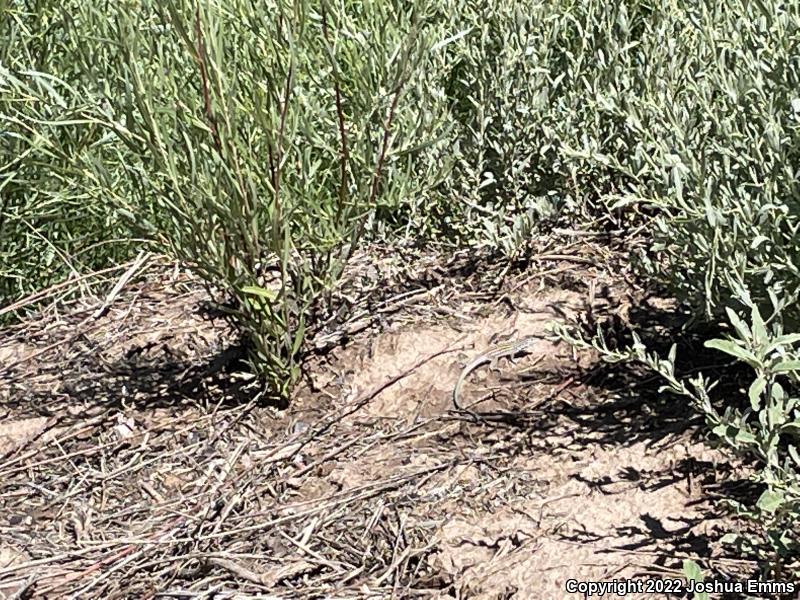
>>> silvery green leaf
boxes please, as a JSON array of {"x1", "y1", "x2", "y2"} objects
[
  {"x1": 756, "y1": 489, "x2": 784, "y2": 513},
  {"x1": 773, "y1": 360, "x2": 800, "y2": 373},
  {"x1": 705, "y1": 339, "x2": 759, "y2": 367},
  {"x1": 748, "y1": 376, "x2": 767, "y2": 411}
]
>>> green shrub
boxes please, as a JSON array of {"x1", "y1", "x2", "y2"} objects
[
  {"x1": 0, "y1": 1, "x2": 139, "y2": 306},
  {"x1": 531, "y1": 0, "x2": 800, "y2": 573},
  {"x1": 86, "y1": 0, "x2": 452, "y2": 401},
  {"x1": 561, "y1": 1, "x2": 800, "y2": 322},
  {"x1": 408, "y1": 0, "x2": 671, "y2": 254},
  {"x1": 560, "y1": 296, "x2": 800, "y2": 576}
]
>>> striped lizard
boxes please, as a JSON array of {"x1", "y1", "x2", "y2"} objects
[{"x1": 452, "y1": 335, "x2": 543, "y2": 412}]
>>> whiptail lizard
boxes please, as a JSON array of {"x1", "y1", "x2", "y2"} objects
[{"x1": 452, "y1": 335, "x2": 543, "y2": 412}]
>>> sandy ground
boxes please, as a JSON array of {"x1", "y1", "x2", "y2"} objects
[{"x1": 0, "y1": 252, "x2": 758, "y2": 599}]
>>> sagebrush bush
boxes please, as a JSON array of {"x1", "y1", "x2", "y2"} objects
[
  {"x1": 585, "y1": 2, "x2": 800, "y2": 323},
  {"x1": 539, "y1": 0, "x2": 800, "y2": 572}
]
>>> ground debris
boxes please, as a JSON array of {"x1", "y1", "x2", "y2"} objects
[{"x1": 0, "y1": 246, "x2": 751, "y2": 599}]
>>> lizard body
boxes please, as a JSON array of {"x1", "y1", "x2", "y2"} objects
[{"x1": 452, "y1": 335, "x2": 542, "y2": 411}]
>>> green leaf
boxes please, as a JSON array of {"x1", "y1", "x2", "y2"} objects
[
  {"x1": 720, "y1": 533, "x2": 740, "y2": 545},
  {"x1": 431, "y1": 28, "x2": 472, "y2": 52},
  {"x1": 756, "y1": 489, "x2": 785, "y2": 513},
  {"x1": 764, "y1": 334, "x2": 800, "y2": 355},
  {"x1": 750, "y1": 306, "x2": 767, "y2": 345},
  {"x1": 291, "y1": 321, "x2": 305, "y2": 355},
  {"x1": 682, "y1": 559, "x2": 703, "y2": 581},
  {"x1": 712, "y1": 423, "x2": 733, "y2": 439},
  {"x1": 725, "y1": 307, "x2": 751, "y2": 340},
  {"x1": 782, "y1": 423, "x2": 800, "y2": 435},
  {"x1": 735, "y1": 430, "x2": 757, "y2": 445},
  {"x1": 609, "y1": 195, "x2": 645, "y2": 210},
  {"x1": 242, "y1": 285, "x2": 277, "y2": 301},
  {"x1": 768, "y1": 403, "x2": 787, "y2": 427},
  {"x1": 788, "y1": 444, "x2": 800, "y2": 467},
  {"x1": 683, "y1": 559, "x2": 709, "y2": 600},
  {"x1": 748, "y1": 376, "x2": 767, "y2": 411},
  {"x1": 704, "y1": 339, "x2": 759, "y2": 367},
  {"x1": 773, "y1": 360, "x2": 800, "y2": 373}
]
